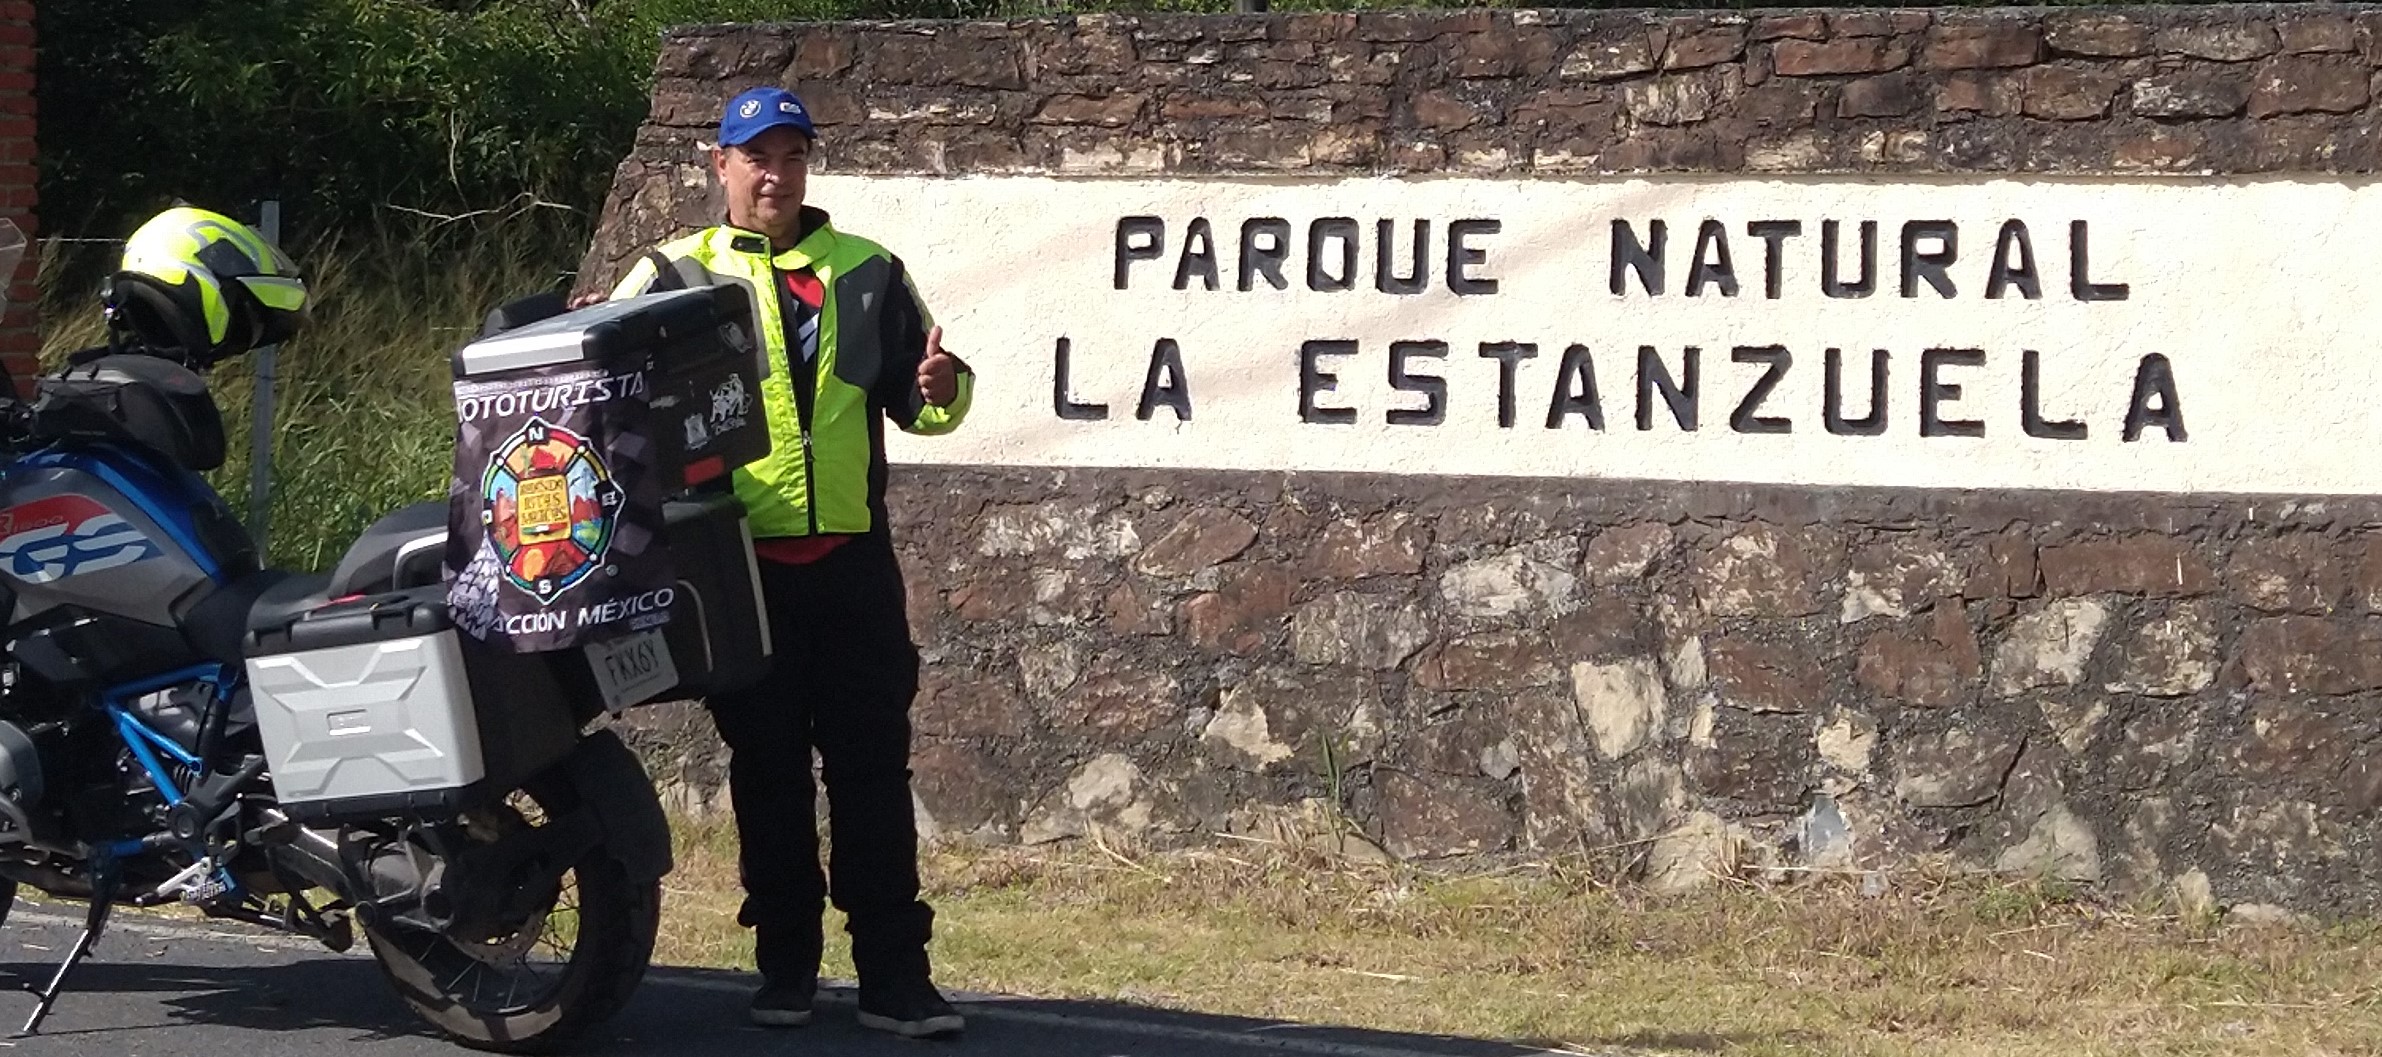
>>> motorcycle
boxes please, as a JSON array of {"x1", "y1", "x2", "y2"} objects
[{"x1": 0, "y1": 217, "x2": 767, "y2": 1052}]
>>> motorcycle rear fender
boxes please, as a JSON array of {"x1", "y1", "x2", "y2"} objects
[{"x1": 558, "y1": 729, "x2": 674, "y2": 884}]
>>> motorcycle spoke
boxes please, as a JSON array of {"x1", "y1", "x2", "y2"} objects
[
  {"x1": 369, "y1": 784, "x2": 606, "y2": 1019},
  {"x1": 444, "y1": 953, "x2": 481, "y2": 998}
]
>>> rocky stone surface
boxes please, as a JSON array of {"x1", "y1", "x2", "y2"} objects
[
  {"x1": 609, "y1": 465, "x2": 2382, "y2": 916},
  {"x1": 1855, "y1": 602, "x2": 1982, "y2": 707},
  {"x1": 590, "y1": 6, "x2": 2382, "y2": 915},
  {"x1": 1574, "y1": 657, "x2": 1666, "y2": 759},
  {"x1": 1990, "y1": 598, "x2": 2111, "y2": 696},
  {"x1": 582, "y1": 5, "x2": 2382, "y2": 290},
  {"x1": 1438, "y1": 540, "x2": 1582, "y2": 621},
  {"x1": 2105, "y1": 602, "x2": 2219, "y2": 696}
]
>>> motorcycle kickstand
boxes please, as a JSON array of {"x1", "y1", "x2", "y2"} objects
[{"x1": 15, "y1": 878, "x2": 116, "y2": 1038}]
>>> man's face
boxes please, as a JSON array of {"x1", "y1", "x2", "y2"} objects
[{"x1": 715, "y1": 125, "x2": 811, "y2": 240}]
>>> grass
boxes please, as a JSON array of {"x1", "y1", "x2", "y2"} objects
[{"x1": 661, "y1": 812, "x2": 2382, "y2": 1057}]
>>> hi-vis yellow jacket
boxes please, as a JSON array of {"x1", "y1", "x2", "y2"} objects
[{"x1": 611, "y1": 208, "x2": 972, "y2": 540}]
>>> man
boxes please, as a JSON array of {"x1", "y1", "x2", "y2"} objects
[{"x1": 602, "y1": 86, "x2": 973, "y2": 1037}]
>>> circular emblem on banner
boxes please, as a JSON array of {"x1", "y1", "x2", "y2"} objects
[{"x1": 480, "y1": 416, "x2": 623, "y2": 604}]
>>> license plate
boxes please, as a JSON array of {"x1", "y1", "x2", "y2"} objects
[{"x1": 585, "y1": 629, "x2": 679, "y2": 712}]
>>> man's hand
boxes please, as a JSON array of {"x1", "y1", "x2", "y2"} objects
[
  {"x1": 918, "y1": 325, "x2": 961, "y2": 406},
  {"x1": 568, "y1": 290, "x2": 607, "y2": 309}
]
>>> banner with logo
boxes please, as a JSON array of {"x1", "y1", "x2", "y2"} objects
[{"x1": 445, "y1": 363, "x2": 675, "y2": 652}]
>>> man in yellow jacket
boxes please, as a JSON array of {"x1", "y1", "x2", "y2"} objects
[{"x1": 605, "y1": 86, "x2": 973, "y2": 1038}]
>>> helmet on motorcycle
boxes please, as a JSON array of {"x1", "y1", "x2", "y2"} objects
[{"x1": 100, "y1": 206, "x2": 308, "y2": 365}]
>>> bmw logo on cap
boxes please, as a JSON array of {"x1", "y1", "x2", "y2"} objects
[{"x1": 739, "y1": 99, "x2": 763, "y2": 119}]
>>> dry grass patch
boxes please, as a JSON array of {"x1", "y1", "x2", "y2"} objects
[{"x1": 659, "y1": 814, "x2": 2381, "y2": 1057}]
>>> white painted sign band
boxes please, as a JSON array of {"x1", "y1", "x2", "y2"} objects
[{"x1": 825, "y1": 174, "x2": 2380, "y2": 495}]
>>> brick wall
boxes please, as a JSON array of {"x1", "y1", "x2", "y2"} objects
[
  {"x1": 0, "y1": 1, "x2": 32, "y2": 385},
  {"x1": 590, "y1": 5, "x2": 2382, "y2": 917}
]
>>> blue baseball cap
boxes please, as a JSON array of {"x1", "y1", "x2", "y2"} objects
[{"x1": 719, "y1": 87, "x2": 817, "y2": 146}]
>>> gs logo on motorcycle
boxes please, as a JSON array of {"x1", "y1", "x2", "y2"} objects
[
  {"x1": 479, "y1": 416, "x2": 623, "y2": 605},
  {"x1": 0, "y1": 495, "x2": 162, "y2": 583}
]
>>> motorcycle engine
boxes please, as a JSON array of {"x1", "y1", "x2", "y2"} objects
[{"x1": 130, "y1": 682, "x2": 214, "y2": 757}]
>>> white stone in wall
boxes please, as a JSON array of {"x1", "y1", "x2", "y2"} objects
[
  {"x1": 1572, "y1": 657, "x2": 1666, "y2": 759},
  {"x1": 1990, "y1": 598, "x2": 2111, "y2": 696},
  {"x1": 1438, "y1": 541, "x2": 1582, "y2": 620}
]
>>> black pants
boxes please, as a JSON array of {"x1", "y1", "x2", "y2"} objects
[{"x1": 704, "y1": 535, "x2": 933, "y2": 985}]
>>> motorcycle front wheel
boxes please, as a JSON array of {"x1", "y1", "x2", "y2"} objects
[{"x1": 361, "y1": 772, "x2": 660, "y2": 1054}]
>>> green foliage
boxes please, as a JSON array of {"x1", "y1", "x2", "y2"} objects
[
  {"x1": 39, "y1": 219, "x2": 566, "y2": 572},
  {"x1": 38, "y1": 0, "x2": 849, "y2": 247}
]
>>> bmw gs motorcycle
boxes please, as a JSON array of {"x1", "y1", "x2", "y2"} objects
[{"x1": 0, "y1": 216, "x2": 765, "y2": 1052}]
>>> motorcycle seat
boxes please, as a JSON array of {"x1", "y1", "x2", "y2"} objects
[
  {"x1": 327, "y1": 501, "x2": 447, "y2": 598},
  {"x1": 247, "y1": 572, "x2": 340, "y2": 636},
  {"x1": 178, "y1": 502, "x2": 447, "y2": 665}
]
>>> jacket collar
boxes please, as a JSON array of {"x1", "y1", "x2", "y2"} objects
[{"x1": 717, "y1": 206, "x2": 836, "y2": 270}]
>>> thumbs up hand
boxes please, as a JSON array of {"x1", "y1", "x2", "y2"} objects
[{"x1": 918, "y1": 325, "x2": 960, "y2": 407}]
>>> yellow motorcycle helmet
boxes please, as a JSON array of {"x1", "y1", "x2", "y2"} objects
[{"x1": 100, "y1": 206, "x2": 308, "y2": 365}]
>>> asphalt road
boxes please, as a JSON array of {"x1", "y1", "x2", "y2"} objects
[{"x1": 0, "y1": 900, "x2": 1576, "y2": 1057}]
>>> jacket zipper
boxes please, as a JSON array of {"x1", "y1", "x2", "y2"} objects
[{"x1": 766, "y1": 249, "x2": 823, "y2": 537}]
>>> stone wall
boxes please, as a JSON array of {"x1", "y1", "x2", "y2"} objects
[
  {"x1": 581, "y1": 1, "x2": 2382, "y2": 280},
  {"x1": 0, "y1": 2, "x2": 32, "y2": 384},
  {"x1": 586, "y1": 5, "x2": 2382, "y2": 916}
]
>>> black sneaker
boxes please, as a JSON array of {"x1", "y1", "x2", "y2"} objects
[
  {"x1": 856, "y1": 977, "x2": 965, "y2": 1039},
  {"x1": 749, "y1": 977, "x2": 816, "y2": 1027}
]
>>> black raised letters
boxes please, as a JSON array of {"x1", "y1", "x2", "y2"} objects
[
  {"x1": 1115, "y1": 216, "x2": 1164, "y2": 290},
  {"x1": 2020, "y1": 348, "x2": 2085, "y2": 440},
  {"x1": 1919, "y1": 347, "x2": 1985, "y2": 437},
  {"x1": 1687, "y1": 219, "x2": 1739, "y2": 297},
  {"x1": 1637, "y1": 345, "x2": 1699, "y2": 431},
  {"x1": 1901, "y1": 221, "x2": 1959, "y2": 299},
  {"x1": 1308, "y1": 218, "x2": 1359, "y2": 292},
  {"x1": 1729, "y1": 345, "x2": 1792, "y2": 434},
  {"x1": 1987, "y1": 220, "x2": 2041, "y2": 300},
  {"x1": 1547, "y1": 344, "x2": 1605, "y2": 430},
  {"x1": 1053, "y1": 337, "x2": 1109, "y2": 421},
  {"x1": 1448, "y1": 219, "x2": 1500, "y2": 295},
  {"x1": 1747, "y1": 220, "x2": 1802, "y2": 300},
  {"x1": 1115, "y1": 213, "x2": 2147, "y2": 444},
  {"x1": 1823, "y1": 220, "x2": 1878, "y2": 299},
  {"x1": 2070, "y1": 220, "x2": 2130, "y2": 302},
  {"x1": 1300, "y1": 340, "x2": 1358, "y2": 425},
  {"x1": 1824, "y1": 347, "x2": 1888, "y2": 436},
  {"x1": 1238, "y1": 218, "x2": 1291, "y2": 292},
  {"x1": 1387, "y1": 341, "x2": 1449, "y2": 426},
  {"x1": 1479, "y1": 341, "x2": 1537, "y2": 429},
  {"x1": 2123, "y1": 353, "x2": 2186, "y2": 441},
  {"x1": 1612, "y1": 219, "x2": 1665, "y2": 296},
  {"x1": 1378, "y1": 219, "x2": 1429, "y2": 295},
  {"x1": 1136, "y1": 338, "x2": 1192, "y2": 422},
  {"x1": 1174, "y1": 218, "x2": 1219, "y2": 291}
]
